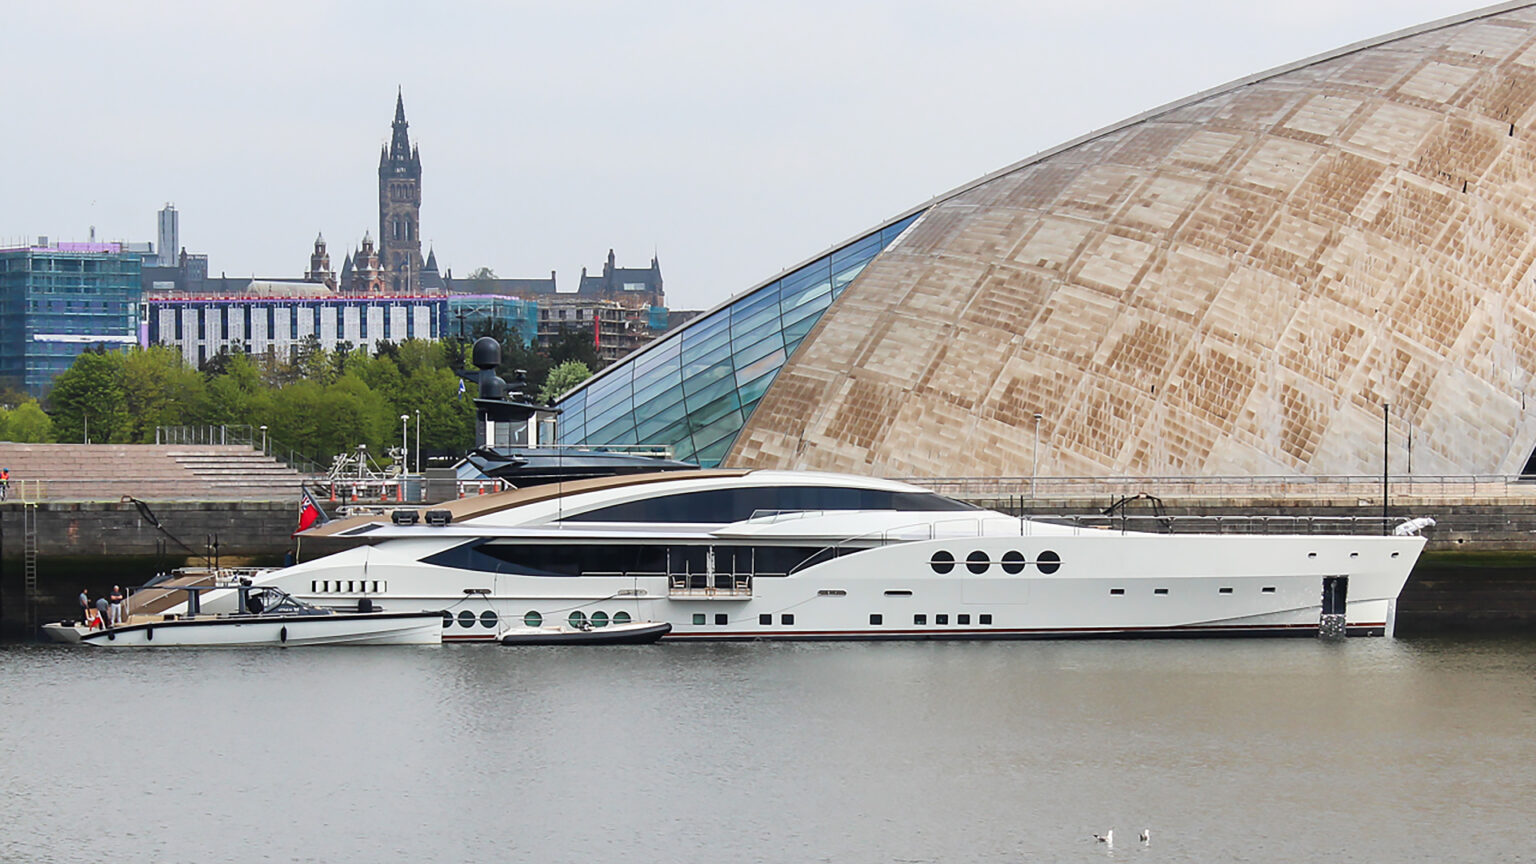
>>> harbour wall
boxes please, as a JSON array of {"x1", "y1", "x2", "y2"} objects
[{"x1": 1, "y1": 496, "x2": 1534, "y2": 637}]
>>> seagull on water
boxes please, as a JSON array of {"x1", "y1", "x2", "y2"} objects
[
  {"x1": 1093, "y1": 830, "x2": 1113, "y2": 848},
  {"x1": 1140, "y1": 828, "x2": 1150, "y2": 845}
]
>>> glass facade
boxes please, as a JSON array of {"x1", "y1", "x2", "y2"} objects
[
  {"x1": 0, "y1": 245, "x2": 143, "y2": 395},
  {"x1": 555, "y1": 212, "x2": 923, "y2": 465},
  {"x1": 446, "y1": 295, "x2": 539, "y2": 348}
]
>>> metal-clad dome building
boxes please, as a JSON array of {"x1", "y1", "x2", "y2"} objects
[{"x1": 559, "y1": 1, "x2": 1536, "y2": 478}]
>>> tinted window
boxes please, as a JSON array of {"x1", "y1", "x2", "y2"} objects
[
  {"x1": 423, "y1": 541, "x2": 864, "y2": 577},
  {"x1": 566, "y1": 485, "x2": 978, "y2": 523}
]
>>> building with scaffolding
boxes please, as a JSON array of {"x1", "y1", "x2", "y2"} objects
[{"x1": 0, "y1": 241, "x2": 143, "y2": 395}]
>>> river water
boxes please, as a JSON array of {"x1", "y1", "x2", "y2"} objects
[{"x1": 1, "y1": 636, "x2": 1532, "y2": 863}]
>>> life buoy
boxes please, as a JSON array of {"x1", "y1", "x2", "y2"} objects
[{"x1": 280, "y1": 626, "x2": 288, "y2": 644}]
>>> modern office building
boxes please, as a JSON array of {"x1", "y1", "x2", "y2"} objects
[
  {"x1": 446, "y1": 295, "x2": 538, "y2": 349},
  {"x1": 0, "y1": 241, "x2": 143, "y2": 395},
  {"x1": 556, "y1": 2, "x2": 1536, "y2": 476},
  {"x1": 156, "y1": 204, "x2": 179, "y2": 267},
  {"x1": 147, "y1": 294, "x2": 446, "y2": 369}
]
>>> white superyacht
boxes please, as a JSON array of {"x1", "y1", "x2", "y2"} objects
[{"x1": 234, "y1": 468, "x2": 1422, "y2": 642}]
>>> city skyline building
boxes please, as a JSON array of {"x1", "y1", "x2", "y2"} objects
[
  {"x1": 379, "y1": 89, "x2": 424, "y2": 294},
  {"x1": 0, "y1": 241, "x2": 142, "y2": 395}
]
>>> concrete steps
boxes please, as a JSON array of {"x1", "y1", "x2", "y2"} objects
[{"x1": 0, "y1": 443, "x2": 309, "y2": 502}]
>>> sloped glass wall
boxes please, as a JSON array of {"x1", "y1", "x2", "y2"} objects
[{"x1": 555, "y1": 212, "x2": 923, "y2": 466}]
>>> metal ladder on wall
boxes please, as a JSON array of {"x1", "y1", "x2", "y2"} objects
[{"x1": 21, "y1": 481, "x2": 39, "y2": 631}]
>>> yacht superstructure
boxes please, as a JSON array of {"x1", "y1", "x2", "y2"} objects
[{"x1": 242, "y1": 470, "x2": 1424, "y2": 641}]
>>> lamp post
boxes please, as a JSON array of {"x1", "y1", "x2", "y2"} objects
[
  {"x1": 1382, "y1": 402, "x2": 1390, "y2": 536},
  {"x1": 259, "y1": 425, "x2": 268, "y2": 455},
  {"x1": 414, "y1": 409, "x2": 421, "y2": 475},
  {"x1": 400, "y1": 414, "x2": 410, "y2": 503},
  {"x1": 1031, "y1": 412, "x2": 1043, "y2": 509}
]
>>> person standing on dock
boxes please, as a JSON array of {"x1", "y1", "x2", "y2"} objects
[
  {"x1": 0, "y1": 467, "x2": 9, "y2": 501},
  {"x1": 108, "y1": 585, "x2": 125, "y2": 627},
  {"x1": 78, "y1": 589, "x2": 90, "y2": 626}
]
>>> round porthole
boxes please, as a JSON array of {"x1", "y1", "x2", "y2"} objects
[
  {"x1": 524, "y1": 611, "x2": 543, "y2": 627},
  {"x1": 1036, "y1": 550, "x2": 1061, "y2": 574},
  {"x1": 441, "y1": 611, "x2": 453, "y2": 628},
  {"x1": 966, "y1": 551, "x2": 990, "y2": 574},
  {"x1": 591, "y1": 611, "x2": 609, "y2": 628},
  {"x1": 612, "y1": 611, "x2": 632, "y2": 625},
  {"x1": 457, "y1": 610, "x2": 476, "y2": 628},
  {"x1": 1001, "y1": 550, "x2": 1026, "y2": 575},
  {"x1": 568, "y1": 611, "x2": 587, "y2": 628},
  {"x1": 480, "y1": 610, "x2": 499, "y2": 629},
  {"x1": 930, "y1": 550, "x2": 955, "y2": 574}
]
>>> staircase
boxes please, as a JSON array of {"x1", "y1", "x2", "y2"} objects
[{"x1": 0, "y1": 444, "x2": 312, "y2": 501}]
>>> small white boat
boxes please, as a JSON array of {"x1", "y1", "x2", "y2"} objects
[
  {"x1": 498, "y1": 620, "x2": 672, "y2": 645},
  {"x1": 43, "y1": 582, "x2": 442, "y2": 647}
]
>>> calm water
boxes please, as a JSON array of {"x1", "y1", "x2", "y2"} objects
[{"x1": 1, "y1": 637, "x2": 1533, "y2": 863}]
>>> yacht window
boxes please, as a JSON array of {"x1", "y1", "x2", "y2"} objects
[
  {"x1": 936, "y1": 614, "x2": 949, "y2": 625},
  {"x1": 781, "y1": 614, "x2": 795, "y2": 625},
  {"x1": 957, "y1": 614, "x2": 970, "y2": 625},
  {"x1": 423, "y1": 540, "x2": 859, "y2": 578},
  {"x1": 930, "y1": 551, "x2": 955, "y2": 575},
  {"x1": 1109, "y1": 588, "x2": 1125, "y2": 596},
  {"x1": 884, "y1": 590, "x2": 912, "y2": 596},
  {"x1": 870, "y1": 614, "x2": 883, "y2": 625},
  {"x1": 1154, "y1": 588, "x2": 1169, "y2": 596},
  {"x1": 966, "y1": 551, "x2": 990, "y2": 574},
  {"x1": 715, "y1": 613, "x2": 728, "y2": 625},
  {"x1": 480, "y1": 610, "x2": 498, "y2": 628},
  {"x1": 979, "y1": 614, "x2": 992, "y2": 625},
  {"x1": 1219, "y1": 587, "x2": 1233, "y2": 594},
  {"x1": 457, "y1": 611, "x2": 475, "y2": 628},
  {"x1": 1001, "y1": 551, "x2": 1026, "y2": 575},
  {"x1": 565, "y1": 485, "x2": 980, "y2": 523},
  {"x1": 569, "y1": 611, "x2": 588, "y2": 628},
  {"x1": 524, "y1": 611, "x2": 543, "y2": 627},
  {"x1": 1036, "y1": 550, "x2": 1062, "y2": 574},
  {"x1": 693, "y1": 613, "x2": 706, "y2": 625},
  {"x1": 1261, "y1": 586, "x2": 1276, "y2": 594},
  {"x1": 441, "y1": 611, "x2": 453, "y2": 628},
  {"x1": 914, "y1": 614, "x2": 927, "y2": 625},
  {"x1": 759, "y1": 614, "x2": 772, "y2": 625},
  {"x1": 592, "y1": 611, "x2": 610, "y2": 628},
  {"x1": 612, "y1": 611, "x2": 631, "y2": 624}
]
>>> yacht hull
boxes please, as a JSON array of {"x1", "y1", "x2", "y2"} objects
[{"x1": 43, "y1": 611, "x2": 444, "y2": 647}]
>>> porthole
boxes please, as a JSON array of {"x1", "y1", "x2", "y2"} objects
[
  {"x1": 480, "y1": 610, "x2": 498, "y2": 628},
  {"x1": 441, "y1": 610, "x2": 453, "y2": 628},
  {"x1": 966, "y1": 551, "x2": 990, "y2": 574},
  {"x1": 591, "y1": 611, "x2": 609, "y2": 628},
  {"x1": 930, "y1": 550, "x2": 955, "y2": 574},
  {"x1": 1036, "y1": 550, "x2": 1061, "y2": 574},
  {"x1": 612, "y1": 611, "x2": 631, "y2": 625},
  {"x1": 524, "y1": 611, "x2": 543, "y2": 627},
  {"x1": 1001, "y1": 550, "x2": 1026, "y2": 575},
  {"x1": 457, "y1": 610, "x2": 475, "y2": 628},
  {"x1": 569, "y1": 611, "x2": 588, "y2": 628}
]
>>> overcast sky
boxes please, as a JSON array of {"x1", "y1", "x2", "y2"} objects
[{"x1": 1, "y1": 0, "x2": 1482, "y2": 310}]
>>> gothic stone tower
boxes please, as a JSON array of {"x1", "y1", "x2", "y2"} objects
[{"x1": 379, "y1": 89, "x2": 423, "y2": 293}]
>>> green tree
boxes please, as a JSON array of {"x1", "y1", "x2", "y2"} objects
[
  {"x1": 0, "y1": 400, "x2": 54, "y2": 442},
  {"x1": 123, "y1": 346, "x2": 207, "y2": 442},
  {"x1": 540, "y1": 360, "x2": 591, "y2": 404},
  {"x1": 548, "y1": 326, "x2": 601, "y2": 372},
  {"x1": 48, "y1": 349, "x2": 130, "y2": 443},
  {"x1": 200, "y1": 351, "x2": 264, "y2": 427}
]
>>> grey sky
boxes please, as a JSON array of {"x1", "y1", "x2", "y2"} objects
[{"x1": 1, "y1": 0, "x2": 1478, "y2": 310}]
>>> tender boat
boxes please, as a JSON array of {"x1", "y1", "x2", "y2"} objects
[
  {"x1": 239, "y1": 469, "x2": 1426, "y2": 641},
  {"x1": 499, "y1": 620, "x2": 672, "y2": 645},
  {"x1": 43, "y1": 580, "x2": 443, "y2": 647}
]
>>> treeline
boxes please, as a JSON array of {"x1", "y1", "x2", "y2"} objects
[{"x1": 0, "y1": 326, "x2": 599, "y2": 465}]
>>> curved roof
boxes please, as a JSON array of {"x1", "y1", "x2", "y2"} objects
[{"x1": 730, "y1": 1, "x2": 1536, "y2": 477}]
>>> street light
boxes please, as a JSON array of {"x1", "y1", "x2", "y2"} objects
[
  {"x1": 414, "y1": 409, "x2": 421, "y2": 475},
  {"x1": 259, "y1": 425, "x2": 268, "y2": 455},
  {"x1": 1031, "y1": 412, "x2": 1044, "y2": 509},
  {"x1": 400, "y1": 414, "x2": 410, "y2": 504},
  {"x1": 1382, "y1": 402, "x2": 1390, "y2": 536}
]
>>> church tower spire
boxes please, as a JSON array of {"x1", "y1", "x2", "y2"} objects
[{"x1": 379, "y1": 87, "x2": 424, "y2": 293}]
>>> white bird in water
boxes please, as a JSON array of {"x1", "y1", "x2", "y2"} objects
[
  {"x1": 1093, "y1": 830, "x2": 1113, "y2": 848},
  {"x1": 1140, "y1": 828, "x2": 1150, "y2": 845}
]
